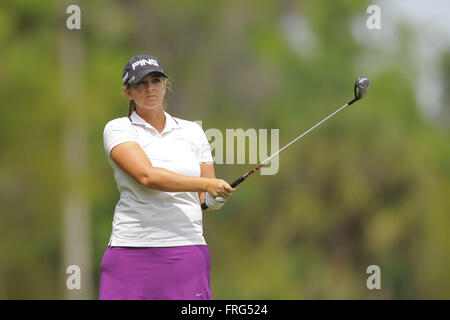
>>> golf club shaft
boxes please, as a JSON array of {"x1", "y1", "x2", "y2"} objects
[
  {"x1": 201, "y1": 100, "x2": 353, "y2": 210},
  {"x1": 230, "y1": 101, "x2": 351, "y2": 186}
]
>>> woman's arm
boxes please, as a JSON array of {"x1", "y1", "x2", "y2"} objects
[
  {"x1": 198, "y1": 162, "x2": 216, "y2": 203},
  {"x1": 110, "y1": 141, "x2": 233, "y2": 198},
  {"x1": 199, "y1": 162, "x2": 222, "y2": 211}
]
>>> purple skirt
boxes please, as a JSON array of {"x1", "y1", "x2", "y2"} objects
[{"x1": 99, "y1": 245, "x2": 211, "y2": 300}]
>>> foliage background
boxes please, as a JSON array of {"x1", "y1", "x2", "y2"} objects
[{"x1": 0, "y1": 0, "x2": 449, "y2": 299}]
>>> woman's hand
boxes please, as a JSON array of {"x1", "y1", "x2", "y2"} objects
[
  {"x1": 204, "y1": 193, "x2": 226, "y2": 211},
  {"x1": 205, "y1": 179, "x2": 235, "y2": 199}
]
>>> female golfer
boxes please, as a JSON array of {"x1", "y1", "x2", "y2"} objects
[{"x1": 99, "y1": 54, "x2": 234, "y2": 300}]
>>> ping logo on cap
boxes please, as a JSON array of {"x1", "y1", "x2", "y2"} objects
[{"x1": 131, "y1": 58, "x2": 159, "y2": 70}]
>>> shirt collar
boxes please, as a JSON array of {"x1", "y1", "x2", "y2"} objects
[
  {"x1": 163, "y1": 111, "x2": 180, "y2": 133},
  {"x1": 129, "y1": 110, "x2": 180, "y2": 134}
]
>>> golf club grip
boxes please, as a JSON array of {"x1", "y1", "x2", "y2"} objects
[
  {"x1": 230, "y1": 176, "x2": 245, "y2": 188},
  {"x1": 201, "y1": 176, "x2": 245, "y2": 210}
]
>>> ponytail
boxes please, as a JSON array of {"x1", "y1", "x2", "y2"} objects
[{"x1": 128, "y1": 99, "x2": 136, "y2": 117}]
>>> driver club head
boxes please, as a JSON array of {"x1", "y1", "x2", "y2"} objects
[{"x1": 354, "y1": 76, "x2": 370, "y2": 101}]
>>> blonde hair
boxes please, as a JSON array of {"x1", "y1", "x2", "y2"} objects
[
  {"x1": 127, "y1": 99, "x2": 136, "y2": 117},
  {"x1": 126, "y1": 76, "x2": 171, "y2": 117}
]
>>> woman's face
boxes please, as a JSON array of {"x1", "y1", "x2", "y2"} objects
[{"x1": 124, "y1": 72, "x2": 167, "y2": 110}]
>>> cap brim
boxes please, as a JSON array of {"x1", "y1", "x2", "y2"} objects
[{"x1": 128, "y1": 68, "x2": 168, "y2": 85}]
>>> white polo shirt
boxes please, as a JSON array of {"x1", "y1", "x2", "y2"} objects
[{"x1": 103, "y1": 110, "x2": 213, "y2": 247}]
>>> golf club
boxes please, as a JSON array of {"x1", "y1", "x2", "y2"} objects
[{"x1": 201, "y1": 76, "x2": 370, "y2": 210}]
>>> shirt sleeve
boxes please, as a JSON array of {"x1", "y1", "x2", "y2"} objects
[
  {"x1": 196, "y1": 124, "x2": 213, "y2": 163},
  {"x1": 103, "y1": 118, "x2": 138, "y2": 156}
]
